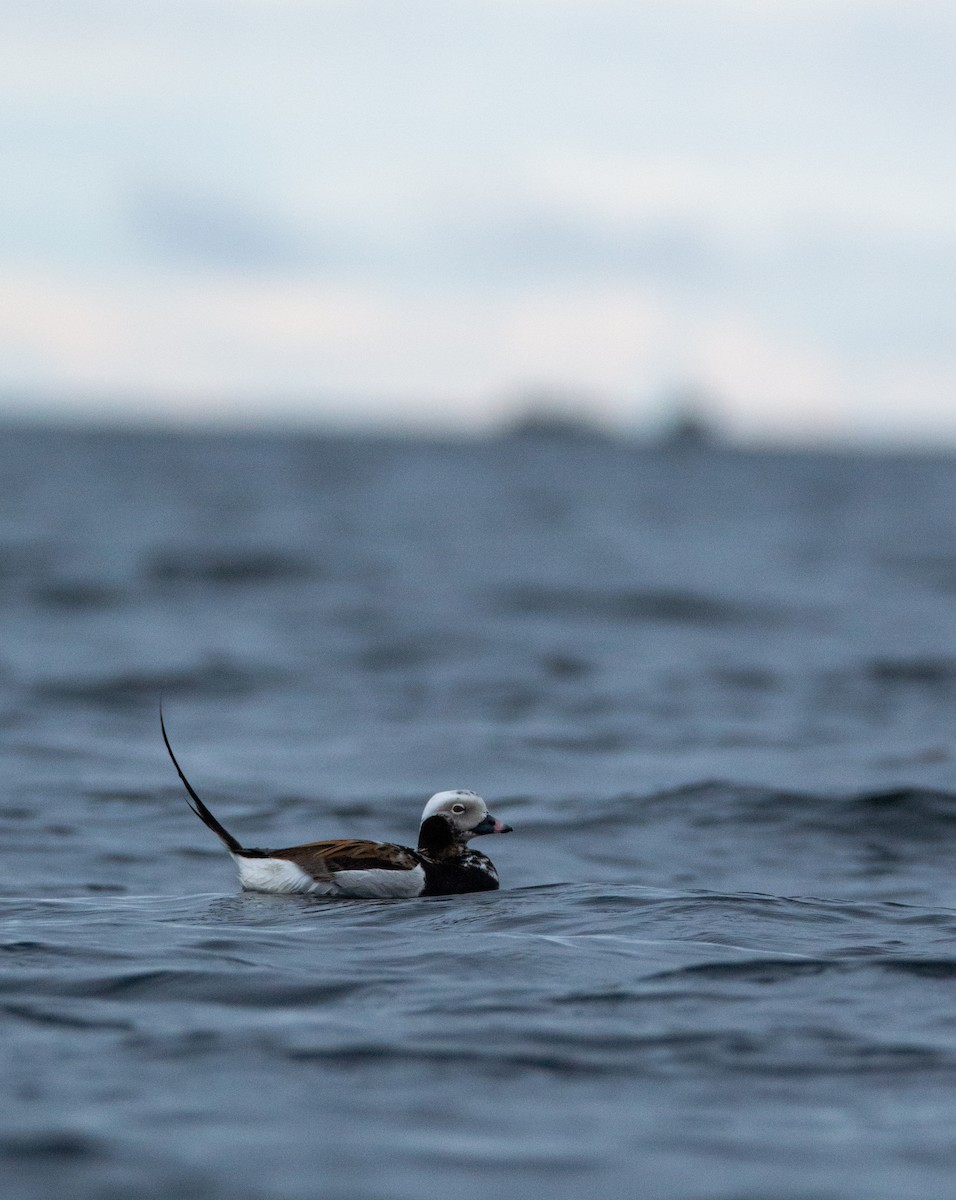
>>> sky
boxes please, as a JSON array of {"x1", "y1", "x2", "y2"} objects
[{"x1": 1, "y1": 0, "x2": 954, "y2": 441}]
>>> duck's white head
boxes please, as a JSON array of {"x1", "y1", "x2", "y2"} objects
[{"x1": 419, "y1": 789, "x2": 512, "y2": 845}]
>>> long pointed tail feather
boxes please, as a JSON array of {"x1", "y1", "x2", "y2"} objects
[{"x1": 160, "y1": 707, "x2": 246, "y2": 855}]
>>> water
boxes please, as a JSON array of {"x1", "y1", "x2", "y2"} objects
[{"x1": 3, "y1": 426, "x2": 956, "y2": 1199}]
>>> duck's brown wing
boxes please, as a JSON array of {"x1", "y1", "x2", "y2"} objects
[{"x1": 271, "y1": 838, "x2": 420, "y2": 877}]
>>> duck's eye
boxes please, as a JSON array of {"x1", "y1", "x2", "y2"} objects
[{"x1": 451, "y1": 803, "x2": 466, "y2": 814}]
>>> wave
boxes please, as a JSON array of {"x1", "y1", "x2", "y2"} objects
[
  {"x1": 0, "y1": 966, "x2": 375, "y2": 1009},
  {"x1": 494, "y1": 584, "x2": 787, "y2": 628},
  {"x1": 274, "y1": 1025, "x2": 955, "y2": 1080},
  {"x1": 33, "y1": 657, "x2": 279, "y2": 708},
  {"x1": 866, "y1": 656, "x2": 956, "y2": 686},
  {"x1": 0, "y1": 1131, "x2": 106, "y2": 1162},
  {"x1": 144, "y1": 548, "x2": 313, "y2": 587},
  {"x1": 548, "y1": 781, "x2": 956, "y2": 839},
  {"x1": 31, "y1": 582, "x2": 125, "y2": 611},
  {"x1": 648, "y1": 955, "x2": 956, "y2": 984}
]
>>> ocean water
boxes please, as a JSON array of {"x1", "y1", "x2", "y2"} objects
[{"x1": 4, "y1": 426, "x2": 956, "y2": 1199}]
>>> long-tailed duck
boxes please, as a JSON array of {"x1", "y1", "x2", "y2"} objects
[{"x1": 161, "y1": 713, "x2": 512, "y2": 898}]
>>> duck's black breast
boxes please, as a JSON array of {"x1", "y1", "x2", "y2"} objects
[{"x1": 421, "y1": 850, "x2": 500, "y2": 896}]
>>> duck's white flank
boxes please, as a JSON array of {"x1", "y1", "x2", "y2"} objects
[
  {"x1": 329, "y1": 865, "x2": 426, "y2": 898},
  {"x1": 234, "y1": 855, "x2": 318, "y2": 894},
  {"x1": 234, "y1": 855, "x2": 427, "y2": 899}
]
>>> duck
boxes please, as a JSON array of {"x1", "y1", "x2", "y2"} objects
[{"x1": 161, "y1": 712, "x2": 512, "y2": 898}]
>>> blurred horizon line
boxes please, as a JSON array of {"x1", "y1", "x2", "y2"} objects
[{"x1": 3, "y1": 394, "x2": 956, "y2": 455}]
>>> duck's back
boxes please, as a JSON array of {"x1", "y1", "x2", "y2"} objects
[
  {"x1": 236, "y1": 837, "x2": 427, "y2": 897},
  {"x1": 270, "y1": 838, "x2": 420, "y2": 875}
]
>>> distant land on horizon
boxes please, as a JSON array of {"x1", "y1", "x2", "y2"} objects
[{"x1": 1, "y1": 394, "x2": 954, "y2": 456}]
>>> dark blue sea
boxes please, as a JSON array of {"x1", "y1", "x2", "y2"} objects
[{"x1": 4, "y1": 425, "x2": 956, "y2": 1199}]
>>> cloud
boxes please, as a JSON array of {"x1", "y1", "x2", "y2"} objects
[
  {"x1": 126, "y1": 188, "x2": 321, "y2": 271},
  {"x1": 521, "y1": 152, "x2": 956, "y2": 244}
]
